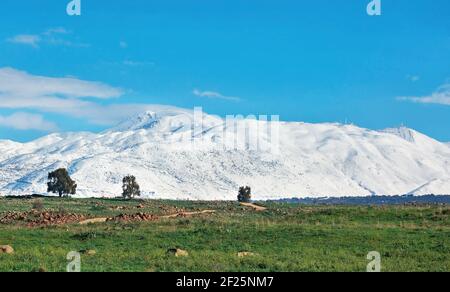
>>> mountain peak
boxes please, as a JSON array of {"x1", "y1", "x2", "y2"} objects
[
  {"x1": 107, "y1": 107, "x2": 195, "y2": 132},
  {"x1": 108, "y1": 111, "x2": 159, "y2": 132},
  {"x1": 382, "y1": 126, "x2": 416, "y2": 143},
  {"x1": 106, "y1": 107, "x2": 223, "y2": 133}
]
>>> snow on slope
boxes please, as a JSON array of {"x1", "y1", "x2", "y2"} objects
[{"x1": 0, "y1": 108, "x2": 449, "y2": 199}]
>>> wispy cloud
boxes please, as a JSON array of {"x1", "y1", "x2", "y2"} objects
[
  {"x1": 0, "y1": 67, "x2": 123, "y2": 100},
  {"x1": 7, "y1": 34, "x2": 41, "y2": 47},
  {"x1": 122, "y1": 60, "x2": 155, "y2": 67},
  {"x1": 406, "y1": 75, "x2": 420, "y2": 82},
  {"x1": 0, "y1": 67, "x2": 128, "y2": 125},
  {"x1": 6, "y1": 27, "x2": 89, "y2": 48},
  {"x1": 193, "y1": 89, "x2": 241, "y2": 102},
  {"x1": 397, "y1": 83, "x2": 450, "y2": 106},
  {"x1": 119, "y1": 41, "x2": 128, "y2": 48},
  {"x1": 0, "y1": 67, "x2": 167, "y2": 127},
  {"x1": 43, "y1": 27, "x2": 70, "y2": 35},
  {"x1": 0, "y1": 112, "x2": 57, "y2": 131}
]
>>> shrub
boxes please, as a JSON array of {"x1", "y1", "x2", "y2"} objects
[{"x1": 32, "y1": 200, "x2": 44, "y2": 211}]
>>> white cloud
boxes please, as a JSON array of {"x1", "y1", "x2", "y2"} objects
[
  {"x1": 7, "y1": 34, "x2": 41, "y2": 47},
  {"x1": 43, "y1": 27, "x2": 70, "y2": 35},
  {"x1": 122, "y1": 60, "x2": 155, "y2": 67},
  {"x1": 0, "y1": 67, "x2": 123, "y2": 100},
  {"x1": 0, "y1": 67, "x2": 131, "y2": 125},
  {"x1": 0, "y1": 112, "x2": 57, "y2": 131},
  {"x1": 0, "y1": 67, "x2": 170, "y2": 127},
  {"x1": 398, "y1": 83, "x2": 450, "y2": 106},
  {"x1": 102, "y1": 60, "x2": 155, "y2": 68},
  {"x1": 6, "y1": 27, "x2": 89, "y2": 48},
  {"x1": 193, "y1": 89, "x2": 241, "y2": 102},
  {"x1": 406, "y1": 75, "x2": 420, "y2": 82},
  {"x1": 47, "y1": 38, "x2": 91, "y2": 48}
]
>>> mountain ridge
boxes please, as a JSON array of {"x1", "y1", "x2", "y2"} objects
[{"x1": 1, "y1": 109, "x2": 449, "y2": 199}]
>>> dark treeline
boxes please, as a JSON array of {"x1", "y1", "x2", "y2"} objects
[{"x1": 271, "y1": 194, "x2": 450, "y2": 205}]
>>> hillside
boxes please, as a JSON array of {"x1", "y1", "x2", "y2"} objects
[{"x1": 1, "y1": 108, "x2": 449, "y2": 199}]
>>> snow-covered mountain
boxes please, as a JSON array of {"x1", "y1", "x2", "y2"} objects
[{"x1": 1, "y1": 108, "x2": 449, "y2": 200}]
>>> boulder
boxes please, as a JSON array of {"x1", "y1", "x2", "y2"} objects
[
  {"x1": 167, "y1": 248, "x2": 189, "y2": 257},
  {"x1": 237, "y1": 251, "x2": 256, "y2": 257},
  {"x1": 0, "y1": 245, "x2": 14, "y2": 254},
  {"x1": 80, "y1": 249, "x2": 96, "y2": 256}
]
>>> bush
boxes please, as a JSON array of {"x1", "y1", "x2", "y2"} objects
[
  {"x1": 32, "y1": 200, "x2": 44, "y2": 211},
  {"x1": 238, "y1": 186, "x2": 251, "y2": 203}
]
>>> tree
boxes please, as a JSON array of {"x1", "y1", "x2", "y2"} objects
[
  {"x1": 122, "y1": 175, "x2": 141, "y2": 199},
  {"x1": 238, "y1": 186, "x2": 251, "y2": 203},
  {"x1": 47, "y1": 168, "x2": 77, "y2": 197}
]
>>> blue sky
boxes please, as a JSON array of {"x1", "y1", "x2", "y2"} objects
[{"x1": 0, "y1": 0, "x2": 449, "y2": 142}]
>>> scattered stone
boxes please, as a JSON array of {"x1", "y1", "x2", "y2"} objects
[
  {"x1": 237, "y1": 251, "x2": 256, "y2": 257},
  {"x1": 0, "y1": 210, "x2": 86, "y2": 227},
  {"x1": 107, "y1": 213, "x2": 159, "y2": 223},
  {"x1": 0, "y1": 208, "x2": 218, "y2": 227},
  {"x1": 0, "y1": 245, "x2": 14, "y2": 254},
  {"x1": 111, "y1": 206, "x2": 129, "y2": 211},
  {"x1": 161, "y1": 210, "x2": 216, "y2": 219},
  {"x1": 167, "y1": 248, "x2": 189, "y2": 257},
  {"x1": 80, "y1": 249, "x2": 97, "y2": 256}
]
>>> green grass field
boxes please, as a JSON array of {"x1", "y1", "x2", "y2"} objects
[{"x1": 0, "y1": 197, "x2": 449, "y2": 272}]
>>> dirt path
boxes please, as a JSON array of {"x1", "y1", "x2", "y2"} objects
[
  {"x1": 240, "y1": 202, "x2": 267, "y2": 211},
  {"x1": 79, "y1": 210, "x2": 216, "y2": 224},
  {"x1": 79, "y1": 218, "x2": 109, "y2": 225},
  {"x1": 161, "y1": 210, "x2": 216, "y2": 219}
]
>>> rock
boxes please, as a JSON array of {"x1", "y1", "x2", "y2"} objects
[
  {"x1": 80, "y1": 249, "x2": 96, "y2": 256},
  {"x1": 237, "y1": 251, "x2": 255, "y2": 258},
  {"x1": 0, "y1": 245, "x2": 14, "y2": 254},
  {"x1": 167, "y1": 248, "x2": 189, "y2": 257}
]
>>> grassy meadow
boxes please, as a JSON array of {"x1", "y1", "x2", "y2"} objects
[{"x1": 0, "y1": 197, "x2": 449, "y2": 272}]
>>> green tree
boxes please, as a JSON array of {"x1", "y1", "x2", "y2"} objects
[
  {"x1": 238, "y1": 186, "x2": 251, "y2": 203},
  {"x1": 47, "y1": 168, "x2": 77, "y2": 197},
  {"x1": 122, "y1": 175, "x2": 141, "y2": 199}
]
